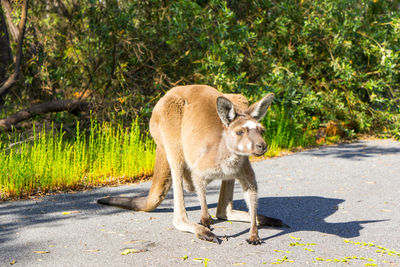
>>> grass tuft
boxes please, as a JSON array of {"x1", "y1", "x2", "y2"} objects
[
  {"x1": 0, "y1": 119, "x2": 155, "y2": 199},
  {"x1": 263, "y1": 106, "x2": 315, "y2": 156}
]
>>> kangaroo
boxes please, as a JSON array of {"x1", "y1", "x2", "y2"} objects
[{"x1": 98, "y1": 85, "x2": 285, "y2": 245}]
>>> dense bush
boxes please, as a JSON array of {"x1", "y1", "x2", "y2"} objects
[{"x1": 4, "y1": 0, "x2": 400, "y2": 140}]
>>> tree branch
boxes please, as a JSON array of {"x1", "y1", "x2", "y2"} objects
[
  {"x1": 0, "y1": 9, "x2": 12, "y2": 82},
  {"x1": 0, "y1": 0, "x2": 19, "y2": 41},
  {"x1": 0, "y1": 0, "x2": 29, "y2": 99},
  {"x1": 0, "y1": 99, "x2": 91, "y2": 131}
]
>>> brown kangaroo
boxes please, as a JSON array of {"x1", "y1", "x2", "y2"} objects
[{"x1": 98, "y1": 85, "x2": 286, "y2": 245}]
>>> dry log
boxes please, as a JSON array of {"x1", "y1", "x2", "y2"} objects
[{"x1": 0, "y1": 99, "x2": 91, "y2": 131}]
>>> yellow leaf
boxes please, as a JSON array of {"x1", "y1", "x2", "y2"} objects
[
  {"x1": 62, "y1": 210, "x2": 81, "y2": 215},
  {"x1": 120, "y1": 248, "x2": 147, "y2": 255},
  {"x1": 180, "y1": 255, "x2": 188, "y2": 260},
  {"x1": 289, "y1": 235, "x2": 301, "y2": 240},
  {"x1": 121, "y1": 249, "x2": 137, "y2": 255},
  {"x1": 34, "y1": 251, "x2": 50, "y2": 254},
  {"x1": 86, "y1": 249, "x2": 99, "y2": 252}
]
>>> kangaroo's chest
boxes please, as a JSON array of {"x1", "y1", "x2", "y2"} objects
[{"x1": 199, "y1": 154, "x2": 246, "y2": 183}]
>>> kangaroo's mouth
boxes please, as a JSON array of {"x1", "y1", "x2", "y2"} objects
[
  {"x1": 253, "y1": 151, "x2": 266, "y2": 157},
  {"x1": 253, "y1": 147, "x2": 268, "y2": 157}
]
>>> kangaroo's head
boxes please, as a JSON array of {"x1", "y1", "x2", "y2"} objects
[{"x1": 216, "y1": 93, "x2": 274, "y2": 157}]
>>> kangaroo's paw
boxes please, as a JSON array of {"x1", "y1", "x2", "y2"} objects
[
  {"x1": 246, "y1": 234, "x2": 263, "y2": 245},
  {"x1": 200, "y1": 215, "x2": 213, "y2": 229},
  {"x1": 196, "y1": 227, "x2": 219, "y2": 243},
  {"x1": 257, "y1": 214, "x2": 290, "y2": 228}
]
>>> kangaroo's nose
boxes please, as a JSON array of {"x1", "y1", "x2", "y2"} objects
[{"x1": 256, "y1": 142, "x2": 266, "y2": 151}]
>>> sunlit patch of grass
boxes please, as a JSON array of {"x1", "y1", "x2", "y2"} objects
[
  {"x1": 0, "y1": 119, "x2": 155, "y2": 199},
  {"x1": 263, "y1": 105, "x2": 316, "y2": 156},
  {"x1": 0, "y1": 105, "x2": 322, "y2": 199}
]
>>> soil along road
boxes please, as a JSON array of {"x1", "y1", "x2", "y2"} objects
[{"x1": 1, "y1": 139, "x2": 399, "y2": 266}]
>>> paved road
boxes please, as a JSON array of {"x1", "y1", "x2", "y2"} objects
[{"x1": 1, "y1": 139, "x2": 400, "y2": 266}]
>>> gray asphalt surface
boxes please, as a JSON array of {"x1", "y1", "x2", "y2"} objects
[{"x1": 1, "y1": 139, "x2": 400, "y2": 266}]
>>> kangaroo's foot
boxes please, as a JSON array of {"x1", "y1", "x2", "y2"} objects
[
  {"x1": 200, "y1": 215, "x2": 213, "y2": 229},
  {"x1": 173, "y1": 218, "x2": 220, "y2": 243},
  {"x1": 246, "y1": 234, "x2": 262, "y2": 245},
  {"x1": 196, "y1": 227, "x2": 219, "y2": 243},
  {"x1": 217, "y1": 209, "x2": 289, "y2": 228}
]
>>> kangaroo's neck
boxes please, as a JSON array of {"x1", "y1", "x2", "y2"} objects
[{"x1": 217, "y1": 132, "x2": 247, "y2": 174}]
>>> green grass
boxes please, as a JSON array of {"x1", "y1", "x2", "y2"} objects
[
  {"x1": 263, "y1": 106, "x2": 316, "y2": 157},
  {"x1": 0, "y1": 119, "x2": 155, "y2": 199}
]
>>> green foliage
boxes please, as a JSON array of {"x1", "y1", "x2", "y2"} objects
[
  {"x1": 8, "y1": 0, "x2": 396, "y2": 134},
  {"x1": 1, "y1": 0, "x2": 399, "y2": 194},
  {"x1": 0, "y1": 120, "x2": 155, "y2": 199}
]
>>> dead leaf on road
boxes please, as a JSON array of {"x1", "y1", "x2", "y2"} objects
[
  {"x1": 62, "y1": 210, "x2": 81, "y2": 215},
  {"x1": 180, "y1": 255, "x2": 188, "y2": 260},
  {"x1": 33, "y1": 251, "x2": 50, "y2": 254},
  {"x1": 120, "y1": 248, "x2": 147, "y2": 255},
  {"x1": 86, "y1": 249, "x2": 99, "y2": 252},
  {"x1": 123, "y1": 240, "x2": 147, "y2": 245}
]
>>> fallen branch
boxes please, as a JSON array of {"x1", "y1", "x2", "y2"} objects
[{"x1": 0, "y1": 99, "x2": 91, "y2": 131}]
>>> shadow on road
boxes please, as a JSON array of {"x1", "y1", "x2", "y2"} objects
[
  {"x1": 153, "y1": 194, "x2": 386, "y2": 241},
  {"x1": 0, "y1": 184, "x2": 222, "y2": 245},
  {"x1": 304, "y1": 141, "x2": 400, "y2": 160},
  {"x1": 256, "y1": 196, "x2": 386, "y2": 241},
  {"x1": 0, "y1": 187, "x2": 145, "y2": 244},
  {"x1": 0, "y1": 186, "x2": 387, "y2": 248}
]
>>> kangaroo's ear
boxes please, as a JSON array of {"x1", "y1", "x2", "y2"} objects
[
  {"x1": 245, "y1": 93, "x2": 274, "y2": 121},
  {"x1": 216, "y1": 96, "x2": 236, "y2": 127}
]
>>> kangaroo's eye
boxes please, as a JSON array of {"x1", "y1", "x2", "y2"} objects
[{"x1": 236, "y1": 130, "x2": 244, "y2": 136}]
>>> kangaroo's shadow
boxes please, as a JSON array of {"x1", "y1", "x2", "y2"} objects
[
  {"x1": 104, "y1": 188, "x2": 386, "y2": 241},
  {"x1": 219, "y1": 196, "x2": 386, "y2": 241}
]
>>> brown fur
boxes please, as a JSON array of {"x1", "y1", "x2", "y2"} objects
[{"x1": 98, "y1": 85, "x2": 285, "y2": 244}]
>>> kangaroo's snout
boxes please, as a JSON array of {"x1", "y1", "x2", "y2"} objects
[{"x1": 254, "y1": 141, "x2": 267, "y2": 156}]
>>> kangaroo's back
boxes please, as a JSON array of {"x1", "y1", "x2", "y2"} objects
[{"x1": 150, "y1": 85, "x2": 249, "y2": 170}]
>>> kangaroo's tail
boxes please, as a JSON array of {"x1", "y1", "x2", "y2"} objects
[{"x1": 97, "y1": 146, "x2": 171, "y2": 212}]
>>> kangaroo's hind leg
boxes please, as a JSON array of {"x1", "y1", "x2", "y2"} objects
[
  {"x1": 157, "y1": 93, "x2": 218, "y2": 242},
  {"x1": 141, "y1": 145, "x2": 172, "y2": 211}
]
